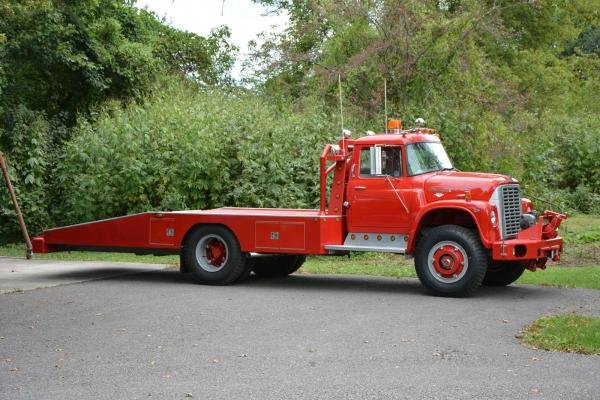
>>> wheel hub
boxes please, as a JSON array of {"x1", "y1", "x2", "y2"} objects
[
  {"x1": 432, "y1": 245, "x2": 464, "y2": 278},
  {"x1": 206, "y1": 239, "x2": 227, "y2": 266},
  {"x1": 195, "y1": 234, "x2": 229, "y2": 272},
  {"x1": 427, "y1": 241, "x2": 469, "y2": 284}
]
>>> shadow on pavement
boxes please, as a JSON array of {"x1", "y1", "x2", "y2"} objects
[
  {"x1": 38, "y1": 266, "x2": 185, "y2": 283},
  {"x1": 45, "y1": 267, "x2": 559, "y2": 299}
]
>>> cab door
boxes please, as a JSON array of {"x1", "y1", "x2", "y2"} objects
[{"x1": 347, "y1": 145, "x2": 410, "y2": 232}]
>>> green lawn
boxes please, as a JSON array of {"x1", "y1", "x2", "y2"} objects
[
  {"x1": 520, "y1": 314, "x2": 600, "y2": 355},
  {"x1": 0, "y1": 242, "x2": 179, "y2": 265},
  {"x1": 518, "y1": 266, "x2": 600, "y2": 290},
  {"x1": 559, "y1": 214, "x2": 600, "y2": 267},
  {"x1": 300, "y1": 252, "x2": 416, "y2": 279}
]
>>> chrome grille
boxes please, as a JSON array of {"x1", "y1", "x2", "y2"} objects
[{"x1": 500, "y1": 184, "x2": 521, "y2": 239}]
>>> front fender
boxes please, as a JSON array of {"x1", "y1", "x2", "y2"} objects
[{"x1": 407, "y1": 200, "x2": 494, "y2": 253}]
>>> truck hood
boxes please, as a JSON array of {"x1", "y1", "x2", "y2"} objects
[{"x1": 424, "y1": 171, "x2": 516, "y2": 203}]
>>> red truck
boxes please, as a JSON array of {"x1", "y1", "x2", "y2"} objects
[{"x1": 32, "y1": 119, "x2": 566, "y2": 296}]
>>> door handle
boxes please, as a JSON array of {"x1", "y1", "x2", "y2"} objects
[{"x1": 355, "y1": 186, "x2": 367, "y2": 190}]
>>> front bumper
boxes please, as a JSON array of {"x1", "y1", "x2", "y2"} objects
[
  {"x1": 491, "y1": 236, "x2": 563, "y2": 263},
  {"x1": 490, "y1": 210, "x2": 566, "y2": 270}
]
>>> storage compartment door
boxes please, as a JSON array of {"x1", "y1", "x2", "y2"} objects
[
  {"x1": 255, "y1": 222, "x2": 281, "y2": 250},
  {"x1": 149, "y1": 218, "x2": 176, "y2": 246},
  {"x1": 279, "y1": 222, "x2": 306, "y2": 250}
]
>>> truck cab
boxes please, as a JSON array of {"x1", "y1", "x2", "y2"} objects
[{"x1": 321, "y1": 119, "x2": 566, "y2": 295}]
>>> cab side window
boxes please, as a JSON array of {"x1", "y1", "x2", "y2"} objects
[{"x1": 359, "y1": 146, "x2": 402, "y2": 177}]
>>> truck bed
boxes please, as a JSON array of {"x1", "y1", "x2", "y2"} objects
[{"x1": 32, "y1": 208, "x2": 344, "y2": 256}]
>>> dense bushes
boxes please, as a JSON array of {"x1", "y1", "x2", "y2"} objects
[
  {"x1": 52, "y1": 80, "x2": 339, "y2": 226},
  {"x1": 0, "y1": 0, "x2": 236, "y2": 237},
  {"x1": 0, "y1": 107, "x2": 53, "y2": 239}
]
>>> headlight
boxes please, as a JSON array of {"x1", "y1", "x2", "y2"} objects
[
  {"x1": 520, "y1": 213, "x2": 537, "y2": 229},
  {"x1": 490, "y1": 210, "x2": 497, "y2": 225}
]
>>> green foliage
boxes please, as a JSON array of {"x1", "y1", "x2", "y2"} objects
[
  {"x1": 558, "y1": 132, "x2": 600, "y2": 194},
  {"x1": 0, "y1": 0, "x2": 236, "y2": 236},
  {"x1": 0, "y1": 106, "x2": 52, "y2": 236},
  {"x1": 1, "y1": 0, "x2": 153, "y2": 124},
  {"x1": 565, "y1": 186, "x2": 600, "y2": 215},
  {"x1": 52, "y1": 78, "x2": 340, "y2": 225},
  {"x1": 0, "y1": 0, "x2": 236, "y2": 125},
  {"x1": 563, "y1": 27, "x2": 600, "y2": 56}
]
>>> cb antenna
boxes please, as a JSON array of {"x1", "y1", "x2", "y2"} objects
[
  {"x1": 338, "y1": 73, "x2": 344, "y2": 132},
  {"x1": 384, "y1": 78, "x2": 388, "y2": 133}
]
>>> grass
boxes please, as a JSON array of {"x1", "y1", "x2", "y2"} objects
[
  {"x1": 300, "y1": 253, "x2": 416, "y2": 278},
  {"x1": 520, "y1": 314, "x2": 600, "y2": 355},
  {"x1": 518, "y1": 266, "x2": 600, "y2": 290},
  {"x1": 0, "y1": 242, "x2": 178, "y2": 265},
  {"x1": 559, "y1": 214, "x2": 600, "y2": 267}
]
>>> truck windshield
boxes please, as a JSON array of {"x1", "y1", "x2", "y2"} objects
[{"x1": 406, "y1": 142, "x2": 453, "y2": 176}]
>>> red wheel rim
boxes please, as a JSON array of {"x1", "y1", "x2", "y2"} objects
[
  {"x1": 427, "y1": 241, "x2": 469, "y2": 283},
  {"x1": 432, "y1": 245, "x2": 465, "y2": 278},
  {"x1": 195, "y1": 234, "x2": 229, "y2": 272},
  {"x1": 206, "y1": 239, "x2": 227, "y2": 266}
]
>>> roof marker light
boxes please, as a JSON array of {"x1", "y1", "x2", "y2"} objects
[{"x1": 386, "y1": 119, "x2": 402, "y2": 134}]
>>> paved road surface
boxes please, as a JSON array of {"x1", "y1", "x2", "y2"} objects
[
  {"x1": 1, "y1": 263, "x2": 599, "y2": 399},
  {"x1": 0, "y1": 256, "x2": 170, "y2": 294}
]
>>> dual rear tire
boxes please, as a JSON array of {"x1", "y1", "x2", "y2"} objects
[
  {"x1": 251, "y1": 255, "x2": 306, "y2": 277},
  {"x1": 182, "y1": 225, "x2": 304, "y2": 285},
  {"x1": 182, "y1": 225, "x2": 248, "y2": 285}
]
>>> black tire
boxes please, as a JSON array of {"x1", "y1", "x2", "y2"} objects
[
  {"x1": 182, "y1": 225, "x2": 247, "y2": 285},
  {"x1": 252, "y1": 255, "x2": 306, "y2": 278},
  {"x1": 234, "y1": 258, "x2": 254, "y2": 283},
  {"x1": 482, "y1": 262, "x2": 525, "y2": 286},
  {"x1": 179, "y1": 252, "x2": 191, "y2": 274},
  {"x1": 414, "y1": 225, "x2": 488, "y2": 297}
]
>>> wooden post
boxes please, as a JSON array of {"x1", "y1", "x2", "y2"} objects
[{"x1": 0, "y1": 151, "x2": 33, "y2": 259}]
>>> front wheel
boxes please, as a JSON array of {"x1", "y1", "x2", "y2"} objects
[
  {"x1": 482, "y1": 262, "x2": 525, "y2": 286},
  {"x1": 183, "y1": 225, "x2": 248, "y2": 285},
  {"x1": 414, "y1": 225, "x2": 488, "y2": 297}
]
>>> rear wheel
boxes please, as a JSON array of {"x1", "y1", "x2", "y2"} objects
[
  {"x1": 482, "y1": 262, "x2": 525, "y2": 286},
  {"x1": 183, "y1": 225, "x2": 247, "y2": 285},
  {"x1": 179, "y1": 253, "x2": 190, "y2": 274},
  {"x1": 252, "y1": 255, "x2": 306, "y2": 278},
  {"x1": 415, "y1": 225, "x2": 487, "y2": 297}
]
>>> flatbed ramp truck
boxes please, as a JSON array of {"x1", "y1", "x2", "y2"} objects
[{"x1": 32, "y1": 119, "x2": 566, "y2": 296}]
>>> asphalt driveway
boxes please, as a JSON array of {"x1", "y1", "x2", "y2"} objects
[{"x1": 1, "y1": 259, "x2": 599, "y2": 399}]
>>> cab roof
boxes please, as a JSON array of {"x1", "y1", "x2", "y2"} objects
[{"x1": 351, "y1": 129, "x2": 441, "y2": 146}]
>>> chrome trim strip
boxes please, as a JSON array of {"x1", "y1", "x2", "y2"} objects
[{"x1": 325, "y1": 244, "x2": 406, "y2": 253}]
